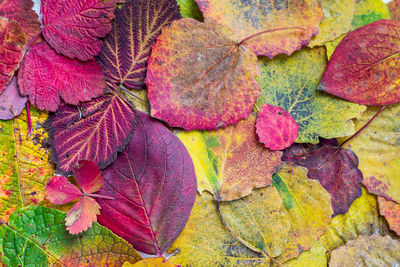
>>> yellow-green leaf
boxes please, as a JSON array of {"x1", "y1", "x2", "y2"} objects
[
  {"x1": 284, "y1": 242, "x2": 327, "y2": 267},
  {"x1": 123, "y1": 257, "x2": 175, "y2": 266}
]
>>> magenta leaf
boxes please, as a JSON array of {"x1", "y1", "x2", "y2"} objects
[
  {"x1": 96, "y1": 111, "x2": 197, "y2": 256},
  {"x1": 18, "y1": 42, "x2": 105, "y2": 111},
  {"x1": 97, "y1": 0, "x2": 180, "y2": 90},
  {"x1": 46, "y1": 91, "x2": 137, "y2": 174},
  {"x1": 0, "y1": 77, "x2": 27, "y2": 120},
  {"x1": 46, "y1": 175, "x2": 83, "y2": 205},
  {"x1": 283, "y1": 143, "x2": 363, "y2": 216},
  {"x1": 41, "y1": 0, "x2": 117, "y2": 61}
]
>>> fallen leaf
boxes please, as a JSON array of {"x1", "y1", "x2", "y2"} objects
[
  {"x1": 378, "y1": 196, "x2": 400, "y2": 236},
  {"x1": 146, "y1": 18, "x2": 261, "y2": 130},
  {"x1": 319, "y1": 20, "x2": 400, "y2": 105},
  {"x1": 46, "y1": 91, "x2": 137, "y2": 174},
  {"x1": 308, "y1": 0, "x2": 355, "y2": 47},
  {"x1": 0, "y1": 206, "x2": 141, "y2": 266},
  {"x1": 0, "y1": 108, "x2": 54, "y2": 222},
  {"x1": 256, "y1": 104, "x2": 299, "y2": 151},
  {"x1": 283, "y1": 143, "x2": 363, "y2": 216},
  {"x1": 0, "y1": 0, "x2": 40, "y2": 43},
  {"x1": 176, "y1": 114, "x2": 282, "y2": 201},
  {"x1": 97, "y1": 0, "x2": 181, "y2": 90},
  {"x1": 284, "y1": 242, "x2": 327, "y2": 267},
  {"x1": 0, "y1": 77, "x2": 27, "y2": 120},
  {"x1": 96, "y1": 111, "x2": 197, "y2": 256},
  {"x1": 18, "y1": 41, "x2": 105, "y2": 111},
  {"x1": 41, "y1": 0, "x2": 117, "y2": 60},
  {"x1": 195, "y1": 0, "x2": 323, "y2": 57},
  {"x1": 340, "y1": 104, "x2": 400, "y2": 203},
  {"x1": 389, "y1": 0, "x2": 400, "y2": 21},
  {"x1": 255, "y1": 46, "x2": 366, "y2": 144},
  {"x1": 329, "y1": 235, "x2": 400, "y2": 266},
  {"x1": 0, "y1": 17, "x2": 25, "y2": 93},
  {"x1": 123, "y1": 258, "x2": 176, "y2": 266},
  {"x1": 177, "y1": 0, "x2": 203, "y2": 20}
]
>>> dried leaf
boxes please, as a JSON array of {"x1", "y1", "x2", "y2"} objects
[
  {"x1": 41, "y1": 0, "x2": 117, "y2": 60},
  {"x1": 46, "y1": 91, "x2": 137, "y2": 174},
  {"x1": 0, "y1": 206, "x2": 141, "y2": 266},
  {"x1": 255, "y1": 47, "x2": 366, "y2": 144},
  {"x1": 256, "y1": 104, "x2": 299, "y2": 151},
  {"x1": 195, "y1": 0, "x2": 323, "y2": 57},
  {"x1": 378, "y1": 196, "x2": 400, "y2": 236},
  {"x1": 18, "y1": 42, "x2": 105, "y2": 111},
  {"x1": 176, "y1": 114, "x2": 282, "y2": 201},
  {"x1": 319, "y1": 20, "x2": 400, "y2": 105},
  {"x1": 389, "y1": 0, "x2": 400, "y2": 21},
  {"x1": 0, "y1": 17, "x2": 25, "y2": 93},
  {"x1": 146, "y1": 18, "x2": 260, "y2": 130},
  {"x1": 0, "y1": 77, "x2": 27, "y2": 120},
  {"x1": 329, "y1": 235, "x2": 400, "y2": 266},
  {"x1": 96, "y1": 112, "x2": 197, "y2": 255}
]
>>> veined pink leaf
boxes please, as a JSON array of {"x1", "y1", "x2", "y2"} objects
[
  {"x1": 46, "y1": 92, "x2": 137, "y2": 174},
  {"x1": 96, "y1": 112, "x2": 197, "y2": 255},
  {"x1": 18, "y1": 42, "x2": 105, "y2": 111},
  {"x1": 97, "y1": 0, "x2": 180, "y2": 89},
  {"x1": 66, "y1": 196, "x2": 101, "y2": 235},
  {"x1": 73, "y1": 160, "x2": 105, "y2": 193},
  {"x1": 41, "y1": 0, "x2": 117, "y2": 60},
  {"x1": 45, "y1": 175, "x2": 83, "y2": 205},
  {"x1": 0, "y1": 77, "x2": 27, "y2": 120}
]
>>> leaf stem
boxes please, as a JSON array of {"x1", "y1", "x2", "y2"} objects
[
  {"x1": 26, "y1": 101, "x2": 32, "y2": 136},
  {"x1": 26, "y1": 31, "x2": 42, "y2": 50},
  {"x1": 239, "y1": 27, "x2": 308, "y2": 46},
  {"x1": 84, "y1": 193, "x2": 114, "y2": 200},
  {"x1": 119, "y1": 86, "x2": 144, "y2": 101}
]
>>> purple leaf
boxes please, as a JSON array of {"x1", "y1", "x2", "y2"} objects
[
  {"x1": 0, "y1": 77, "x2": 27, "y2": 120},
  {"x1": 96, "y1": 111, "x2": 197, "y2": 256}
]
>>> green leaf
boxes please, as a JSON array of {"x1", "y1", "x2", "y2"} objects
[{"x1": 176, "y1": 0, "x2": 203, "y2": 20}]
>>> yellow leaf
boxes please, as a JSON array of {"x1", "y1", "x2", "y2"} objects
[
  {"x1": 123, "y1": 257, "x2": 175, "y2": 267},
  {"x1": 284, "y1": 242, "x2": 327, "y2": 267}
]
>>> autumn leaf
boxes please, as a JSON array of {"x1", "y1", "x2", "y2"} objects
[
  {"x1": 0, "y1": 77, "x2": 27, "y2": 120},
  {"x1": 283, "y1": 142, "x2": 363, "y2": 216},
  {"x1": 41, "y1": 0, "x2": 117, "y2": 60},
  {"x1": 176, "y1": 0, "x2": 203, "y2": 21},
  {"x1": 0, "y1": 17, "x2": 25, "y2": 93},
  {"x1": 255, "y1": 46, "x2": 366, "y2": 144},
  {"x1": 176, "y1": 114, "x2": 282, "y2": 201},
  {"x1": 0, "y1": 206, "x2": 141, "y2": 266},
  {"x1": 195, "y1": 0, "x2": 323, "y2": 57},
  {"x1": 284, "y1": 242, "x2": 327, "y2": 267},
  {"x1": 123, "y1": 258, "x2": 176, "y2": 267},
  {"x1": 329, "y1": 235, "x2": 400, "y2": 266},
  {"x1": 319, "y1": 20, "x2": 400, "y2": 105},
  {"x1": 97, "y1": 0, "x2": 181, "y2": 90},
  {"x1": 18, "y1": 42, "x2": 105, "y2": 111},
  {"x1": 0, "y1": 108, "x2": 54, "y2": 222},
  {"x1": 96, "y1": 112, "x2": 197, "y2": 256},
  {"x1": 46, "y1": 91, "x2": 137, "y2": 174},
  {"x1": 256, "y1": 104, "x2": 299, "y2": 151},
  {"x1": 378, "y1": 196, "x2": 400, "y2": 236},
  {"x1": 389, "y1": 0, "x2": 400, "y2": 21},
  {"x1": 146, "y1": 18, "x2": 261, "y2": 130}
]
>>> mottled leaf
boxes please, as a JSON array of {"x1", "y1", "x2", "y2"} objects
[
  {"x1": 97, "y1": 0, "x2": 181, "y2": 90},
  {"x1": 41, "y1": 0, "x2": 117, "y2": 60},
  {"x1": 389, "y1": 0, "x2": 400, "y2": 21},
  {"x1": 18, "y1": 42, "x2": 105, "y2": 111},
  {"x1": 378, "y1": 196, "x2": 400, "y2": 236},
  {"x1": 0, "y1": 17, "x2": 25, "y2": 93},
  {"x1": 176, "y1": 0, "x2": 203, "y2": 20},
  {"x1": 0, "y1": 206, "x2": 141, "y2": 266},
  {"x1": 123, "y1": 258, "x2": 176, "y2": 267},
  {"x1": 340, "y1": 104, "x2": 400, "y2": 203},
  {"x1": 146, "y1": 18, "x2": 261, "y2": 130},
  {"x1": 319, "y1": 20, "x2": 400, "y2": 105},
  {"x1": 0, "y1": 108, "x2": 54, "y2": 222},
  {"x1": 284, "y1": 242, "x2": 327, "y2": 267},
  {"x1": 46, "y1": 91, "x2": 137, "y2": 174},
  {"x1": 195, "y1": 0, "x2": 323, "y2": 57},
  {"x1": 256, "y1": 104, "x2": 299, "y2": 151},
  {"x1": 96, "y1": 112, "x2": 197, "y2": 256},
  {"x1": 284, "y1": 143, "x2": 363, "y2": 216},
  {"x1": 46, "y1": 176, "x2": 82, "y2": 205},
  {"x1": 330, "y1": 235, "x2": 400, "y2": 266},
  {"x1": 0, "y1": 0, "x2": 40, "y2": 42},
  {"x1": 176, "y1": 114, "x2": 282, "y2": 201},
  {"x1": 0, "y1": 77, "x2": 27, "y2": 120},
  {"x1": 255, "y1": 46, "x2": 366, "y2": 144}
]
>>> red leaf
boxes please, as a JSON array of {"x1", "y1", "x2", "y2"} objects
[
  {"x1": 73, "y1": 160, "x2": 105, "y2": 194},
  {"x1": 46, "y1": 92, "x2": 137, "y2": 174},
  {"x1": 18, "y1": 42, "x2": 105, "y2": 111},
  {"x1": 283, "y1": 143, "x2": 363, "y2": 216},
  {"x1": 97, "y1": 0, "x2": 181, "y2": 90},
  {"x1": 0, "y1": 17, "x2": 25, "y2": 93},
  {"x1": 0, "y1": 77, "x2": 27, "y2": 120},
  {"x1": 66, "y1": 196, "x2": 101, "y2": 234},
  {"x1": 45, "y1": 175, "x2": 83, "y2": 205},
  {"x1": 319, "y1": 20, "x2": 400, "y2": 105},
  {"x1": 41, "y1": 0, "x2": 117, "y2": 60},
  {"x1": 96, "y1": 111, "x2": 197, "y2": 255},
  {"x1": 256, "y1": 104, "x2": 299, "y2": 151}
]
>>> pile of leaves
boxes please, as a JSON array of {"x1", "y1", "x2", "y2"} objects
[{"x1": 0, "y1": 0, "x2": 399, "y2": 265}]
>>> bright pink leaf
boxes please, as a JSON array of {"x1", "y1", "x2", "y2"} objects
[
  {"x1": 18, "y1": 42, "x2": 105, "y2": 111},
  {"x1": 73, "y1": 160, "x2": 104, "y2": 194},
  {"x1": 66, "y1": 196, "x2": 101, "y2": 234},
  {"x1": 0, "y1": 77, "x2": 27, "y2": 120},
  {"x1": 41, "y1": 0, "x2": 117, "y2": 60},
  {"x1": 256, "y1": 104, "x2": 299, "y2": 150},
  {"x1": 96, "y1": 111, "x2": 197, "y2": 256},
  {"x1": 45, "y1": 176, "x2": 83, "y2": 205}
]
